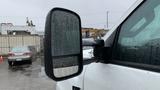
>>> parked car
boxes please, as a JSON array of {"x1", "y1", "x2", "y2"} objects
[{"x1": 8, "y1": 46, "x2": 33, "y2": 66}]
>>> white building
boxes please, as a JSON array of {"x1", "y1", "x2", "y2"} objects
[{"x1": 0, "y1": 23, "x2": 37, "y2": 35}]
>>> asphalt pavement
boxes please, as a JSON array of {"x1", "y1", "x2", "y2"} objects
[{"x1": 0, "y1": 58, "x2": 56, "y2": 90}]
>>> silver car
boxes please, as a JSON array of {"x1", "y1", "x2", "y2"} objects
[{"x1": 8, "y1": 46, "x2": 33, "y2": 66}]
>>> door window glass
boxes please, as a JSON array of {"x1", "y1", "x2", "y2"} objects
[{"x1": 114, "y1": 0, "x2": 160, "y2": 65}]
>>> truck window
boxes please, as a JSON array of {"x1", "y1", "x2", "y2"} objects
[{"x1": 113, "y1": 0, "x2": 160, "y2": 66}]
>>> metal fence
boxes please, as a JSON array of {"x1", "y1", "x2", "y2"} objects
[{"x1": 0, "y1": 35, "x2": 42, "y2": 55}]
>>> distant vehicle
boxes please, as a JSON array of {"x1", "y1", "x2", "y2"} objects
[{"x1": 8, "y1": 46, "x2": 33, "y2": 66}]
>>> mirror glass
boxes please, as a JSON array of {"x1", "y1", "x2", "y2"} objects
[{"x1": 51, "y1": 10, "x2": 81, "y2": 78}]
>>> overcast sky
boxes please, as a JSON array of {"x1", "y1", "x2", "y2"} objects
[{"x1": 0, "y1": 0, "x2": 137, "y2": 31}]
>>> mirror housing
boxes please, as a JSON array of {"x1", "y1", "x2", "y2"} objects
[{"x1": 44, "y1": 8, "x2": 83, "y2": 81}]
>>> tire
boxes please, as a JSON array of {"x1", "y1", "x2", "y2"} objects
[
  {"x1": 8, "y1": 61, "x2": 13, "y2": 67},
  {"x1": 28, "y1": 59, "x2": 32, "y2": 64}
]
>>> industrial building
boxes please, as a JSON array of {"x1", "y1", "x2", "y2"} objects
[
  {"x1": 82, "y1": 28, "x2": 108, "y2": 39},
  {"x1": 0, "y1": 19, "x2": 42, "y2": 55},
  {"x1": 0, "y1": 23, "x2": 36, "y2": 35}
]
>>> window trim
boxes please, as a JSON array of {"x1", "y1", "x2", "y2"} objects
[{"x1": 109, "y1": 0, "x2": 160, "y2": 73}]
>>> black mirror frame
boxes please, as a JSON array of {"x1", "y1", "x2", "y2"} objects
[{"x1": 44, "y1": 7, "x2": 83, "y2": 81}]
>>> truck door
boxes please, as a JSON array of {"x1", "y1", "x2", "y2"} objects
[{"x1": 84, "y1": 0, "x2": 160, "y2": 90}]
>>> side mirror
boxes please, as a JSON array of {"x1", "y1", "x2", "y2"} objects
[{"x1": 44, "y1": 8, "x2": 83, "y2": 81}]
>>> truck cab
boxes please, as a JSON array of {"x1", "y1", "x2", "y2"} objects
[{"x1": 44, "y1": 0, "x2": 160, "y2": 90}]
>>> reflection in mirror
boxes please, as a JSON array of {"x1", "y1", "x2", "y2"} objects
[
  {"x1": 54, "y1": 66, "x2": 78, "y2": 78},
  {"x1": 53, "y1": 57, "x2": 79, "y2": 77},
  {"x1": 51, "y1": 10, "x2": 80, "y2": 78},
  {"x1": 83, "y1": 46, "x2": 93, "y2": 59}
]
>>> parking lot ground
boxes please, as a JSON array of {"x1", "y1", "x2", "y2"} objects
[{"x1": 0, "y1": 58, "x2": 56, "y2": 90}]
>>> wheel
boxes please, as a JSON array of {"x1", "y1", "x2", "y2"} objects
[
  {"x1": 28, "y1": 59, "x2": 32, "y2": 64},
  {"x1": 8, "y1": 61, "x2": 13, "y2": 67}
]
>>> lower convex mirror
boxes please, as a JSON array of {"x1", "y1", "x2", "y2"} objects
[
  {"x1": 44, "y1": 8, "x2": 83, "y2": 81},
  {"x1": 53, "y1": 57, "x2": 79, "y2": 78}
]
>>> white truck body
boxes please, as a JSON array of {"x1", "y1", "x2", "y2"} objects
[
  {"x1": 54, "y1": 0, "x2": 160, "y2": 90},
  {"x1": 56, "y1": 0, "x2": 160, "y2": 90}
]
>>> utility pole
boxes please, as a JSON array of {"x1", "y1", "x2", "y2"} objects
[{"x1": 106, "y1": 11, "x2": 109, "y2": 29}]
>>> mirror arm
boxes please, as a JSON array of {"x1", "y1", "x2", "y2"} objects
[
  {"x1": 82, "y1": 39, "x2": 111, "y2": 62},
  {"x1": 93, "y1": 46, "x2": 112, "y2": 63},
  {"x1": 82, "y1": 39, "x2": 104, "y2": 47}
]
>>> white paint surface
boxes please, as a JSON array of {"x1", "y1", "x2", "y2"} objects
[{"x1": 56, "y1": 0, "x2": 160, "y2": 90}]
